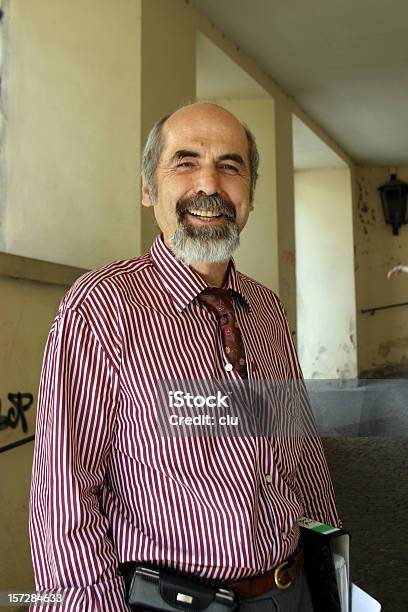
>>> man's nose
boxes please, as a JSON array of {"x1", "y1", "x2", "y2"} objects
[{"x1": 193, "y1": 165, "x2": 221, "y2": 196}]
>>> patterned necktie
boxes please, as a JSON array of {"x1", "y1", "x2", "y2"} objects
[{"x1": 198, "y1": 287, "x2": 248, "y2": 378}]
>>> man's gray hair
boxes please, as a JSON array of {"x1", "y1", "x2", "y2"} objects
[{"x1": 141, "y1": 110, "x2": 259, "y2": 204}]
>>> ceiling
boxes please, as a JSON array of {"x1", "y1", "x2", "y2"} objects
[
  {"x1": 196, "y1": 32, "x2": 347, "y2": 170},
  {"x1": 192, "y1": 0, "x2": 408, "y2": 167}
]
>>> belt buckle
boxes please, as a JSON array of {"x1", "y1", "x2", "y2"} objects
[{"x1": 274, "y1": 561, "x2": 292, "y2": 590}]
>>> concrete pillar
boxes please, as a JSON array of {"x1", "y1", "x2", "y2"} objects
[
  {"x1": 140, "y1": 0, "x2": 196, "y2": 253},
  {"x1": 295, "y1": 168, "x2": 358, "y2": 379},
  {"x1": 274, "y1": 97, "x2": 297, "y2": 335}
]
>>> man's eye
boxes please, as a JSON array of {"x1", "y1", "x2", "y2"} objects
[
  {"x1": 176, "y1": 162, "x2": 194, "y2": 168},
  {"x1": 220, "y1": 164, "x2": 239, "y2": 173}
]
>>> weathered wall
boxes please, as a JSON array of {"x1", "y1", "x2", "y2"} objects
[
  {"x1": 215, "y1": 98, "x2": 278, "y2": 292},
  {"x1": 3, "y1": 0, "x2": 142, "y2": 269},
  {"x1": 356, "y1": 166, "x2": 408, "y2": 376},
  {"x1": 0, "y1": 256, "x2": 84, "y2": 600},
  {"x1": 0, "y1": 442, "x2": 35, "y2": 597},
  {"x1": 295, "y1": 168, "x2": 357, "y2": 379}
]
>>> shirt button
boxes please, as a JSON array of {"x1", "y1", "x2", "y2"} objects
[
  {"x1": 265, "y1": 474, "x2": 273, "y2": 483},
  {"x1": 225, "y1": 363, "x2": 233, "y2": 372},
  {"x1": 282, "y1": 531, "x2": 287, "y2": 540}
]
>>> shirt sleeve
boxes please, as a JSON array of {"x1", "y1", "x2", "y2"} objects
[
  {"x1": 297, "y1": 394, "x2": 342, "y2": 528},
  {"x1": 29, "y1": 306, "x2": 131, "y2": 611},
  {"x1": 276, "y1": 297, "x2": 342, "y2": 528}
]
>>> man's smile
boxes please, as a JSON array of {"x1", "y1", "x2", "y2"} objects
[
  {"x1": 177, "y1": 194, "x2": 237, "y2": 227},
  {"x1": 186, "y1": 210, "x2": 225, "y2": 222},
  {"x1": 188, "y1": 209, "x2": 223, "y2": 218}
]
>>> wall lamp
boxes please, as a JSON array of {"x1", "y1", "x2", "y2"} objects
[{"x1": 378, "y1": 173, "x2": 408, "y2": 235}]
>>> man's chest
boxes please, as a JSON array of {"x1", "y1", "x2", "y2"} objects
[{"x1": 118, "y1": 304, "x2": 292, "y2": 383}]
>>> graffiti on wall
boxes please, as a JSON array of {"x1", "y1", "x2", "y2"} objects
[{"x1": 0, "y1": 393, "x2": 34, "y2": 435}]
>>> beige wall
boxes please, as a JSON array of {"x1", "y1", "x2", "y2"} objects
[
  {"x1": 295, "y1": 168, "x2": 357, "y2": 379},
  {"x1": 140, "y1": 0, "x2": 196, "y2": 253},
  {"x1": 0, "y1": 261, "x2": 77, "y2": 598},
  {"x1": 215, "y1": 98, "x2": 278, "y2": 291},
  {"x1": 0, "y1": 276, "x2": 68, "y2": 446},
  {"x1": 4, "y1": 0, "x2": 142, "y2": 270},
  {"x1": 356, "y1": 166, "x2": 408, "y2": 375},
  {"x1": 0, "y1": 442, "x2": 35, "y2": 598}
]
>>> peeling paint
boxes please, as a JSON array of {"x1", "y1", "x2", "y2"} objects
[
  {"x1": 311, "y1": 371, "x2": 322, "y2": 379},
  {"x1": 335, "y1": 363, "x2": 354, "y2": 379},
  {"x1": 355, "y1": 168, "x2": 408, "y2": 375},
  {"x1": 378, "y1": 337, "x2": 408, "y2": 358}
]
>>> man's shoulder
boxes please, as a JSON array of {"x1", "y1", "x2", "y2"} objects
[{"x1": 60, "y1": 251, "x2": 152, "y2": 313}]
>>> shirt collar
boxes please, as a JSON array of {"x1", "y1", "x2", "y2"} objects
[
  {"x1": 222, "y1": 259, "x2": 251, "y2": 312},
  {"x1": 150, "y1": 235, "x2": 251, "y2": 313}
]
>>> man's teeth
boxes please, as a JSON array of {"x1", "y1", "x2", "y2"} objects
[{"x1": 188, "y1": 209, "x2": 222, "y2": 218}]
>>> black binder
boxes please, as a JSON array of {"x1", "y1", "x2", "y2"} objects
[{"x1": 299, "y1": 517, "x2": 351, "y2": 612}]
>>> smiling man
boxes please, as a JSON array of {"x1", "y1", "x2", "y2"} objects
[
  {"x1": 29, "y1": 103, "x2": 340, "y2": 612},
  {"x1": 142, "y1": 103, "x2": 255, "y2": 285}
]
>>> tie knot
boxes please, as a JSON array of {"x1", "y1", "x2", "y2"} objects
[{"x1": 197, "y1": 287, "x2": 234, "y2": 322}]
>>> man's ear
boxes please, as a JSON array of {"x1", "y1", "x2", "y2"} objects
[
  {"x1": 249, "y1": 201, "x2": 254, "y2": 212},
  {"x1": 141, "y1": 177, "x2": 154, "y2": 208}
]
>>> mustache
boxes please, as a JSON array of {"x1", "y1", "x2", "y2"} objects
[{"x1": 177, "y1": 194, "x2": 236, "y2": 221}]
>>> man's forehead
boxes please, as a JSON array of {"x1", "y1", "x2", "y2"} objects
[{"x1": 162, "y1": 105, "x2": 249, "y2": 155}]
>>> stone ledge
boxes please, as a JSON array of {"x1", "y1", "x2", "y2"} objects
[{"x1": 0, "y1": 251, "x2": 88, "y2": 287}]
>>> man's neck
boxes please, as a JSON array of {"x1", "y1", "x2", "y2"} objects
[{"x1": 190, "y1": 260, "x2": 230, "y2": 288}]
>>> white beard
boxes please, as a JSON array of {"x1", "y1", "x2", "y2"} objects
[{"x1": 171, "y1": 220, "x2": 240, "y2": 265}]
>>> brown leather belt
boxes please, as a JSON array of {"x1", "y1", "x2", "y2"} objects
[{"x1": 226, "y1": 548, "x2": 304, "y2": 599}]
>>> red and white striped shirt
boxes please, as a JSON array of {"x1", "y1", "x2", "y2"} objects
[{"x1": 29, "y1": 235, "x2": 340, "y2": 611}]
